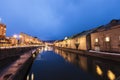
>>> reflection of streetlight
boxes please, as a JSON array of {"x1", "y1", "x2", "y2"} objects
[
  {"x1": 107, "y1": 70, "x2": 116, "y2": 80},
  {"x1": 96, "y1": 65, "x2": 103, "y2": 76}
]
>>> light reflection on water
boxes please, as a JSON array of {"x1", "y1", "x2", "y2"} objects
[
  {"x1": 54, "y1": 48, "x2": 120, "y2": 80},
  {"x1": 26, "y1": 47, "x2": 120, "y2": 80}
]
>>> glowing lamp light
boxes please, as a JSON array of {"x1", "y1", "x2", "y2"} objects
[
  {"x1": 13, "y1": 34, "x2": 17, "y2": 38},
  {"x1": 105, "y1": 37, "x2": 110, "y2": 42},
  {"x1": 19, "y1": 35, "x2": 22, "y2": 38},
  {"x1": 95, "y1": 38, "x2": 98, "y2": 42},
  {"x1": 107, "y1": 70, "x2": 116, "y2": 80},
  {"x1": 64, "y1": 37, "x2": 68, "y2": 40}
]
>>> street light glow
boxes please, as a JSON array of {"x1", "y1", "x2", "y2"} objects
[
  {"x1": 64, "y1": 37, "x2": 68, "y2": 40},
  {"x1": 19, "y1": 35, "x2": 22, "y2": 38},
  {"x1": 13, "y1": 34, "x2": 17, "y2": 38}
]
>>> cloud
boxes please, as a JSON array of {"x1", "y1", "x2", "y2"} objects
[{"x1": 0, "y1": 0, "x2": 120, "y2": 40}]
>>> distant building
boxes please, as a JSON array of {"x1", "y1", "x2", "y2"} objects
[
  {"x1": 0, "y1": 23, "x2": 6, "y2": 38},
  {"x1": 54, "y1": 28, "x2": 99, "y2": 51},
  {"x1": 91, "y1": 19, "x2": 120, "y2": 52},
  {"x1": 54, "y1": 19, "x2": 120, "y2": 53},
  {"x1": 20, "y1": 32, "x2": 42, "y2": 45},
  {"x1": 0, "y1": 23, "x2": 10, "y2": 47},
  {"x1": 8, "y1": 37, "x2": 18, "y2": 46}
]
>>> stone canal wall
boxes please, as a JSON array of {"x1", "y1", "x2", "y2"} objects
[
  {"x1": 0, "y1": 46, "x2": 38, "y2": 60},
  {"x1": 0, "y1": 46, "x2": 38, "y2": 73},
  {"x1": 12, "y1": 56, "x2": 34, "y2": 80},
  {"x1": 0, "y1": 56, "x2": 20, "y2": 73},
  {"x1": 55, "y1": 47, "x2": 120, "y2": 62},
  {"x1": 0, "y1": 47, "x2": 40, "y2": 80}
]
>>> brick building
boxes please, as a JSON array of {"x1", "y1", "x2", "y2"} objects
[
  {"x1": 8, "y1": 37, "x2": 18, "y2": 46},
  {"x1": 0, "y1": 23, "x2": 6, "y2": 38},
  {"x1": 54, "y1": 28, "x2": 99, "y2": 50},
  {"x1": 0, "y1": 23, "x2": 10, "y2": 47},
  {"x1": 20, "y1": 32, "x2": 42, "y2": 45},
  {"x1": 91, "y1": 19, "x2": 120, "y2": 52}
]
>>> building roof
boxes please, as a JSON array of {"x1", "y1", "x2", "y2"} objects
[
  {"x1": 70, "y1": 27, "x2": 101, "y2": 39},
  {"x1": 54, "y1": 40, "x2": 64, "y2": 43},
  {"x1": 0, "y1": 23, "x2": 6, "y2": 28},
  {"x1": 95, "y1": 19, "x2": 120, "y2": 32}
]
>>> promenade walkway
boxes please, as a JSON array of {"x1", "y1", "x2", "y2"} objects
[{"x1": 0, "y1": 51, "x2": 32, "y2": 80}]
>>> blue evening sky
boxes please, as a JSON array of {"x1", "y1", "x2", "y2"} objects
[{"x1": 0, "y1": 0, "x2": 120, "y2": 40}]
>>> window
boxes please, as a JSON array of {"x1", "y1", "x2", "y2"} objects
[
  {"x1": 4, "y1": 33, "x2": 6, "y2": 35},
  {"x1": 105, "y1": 37, "x2": 110, "y2": 42},
  {"x1": 4, "y1": 28, "x2": 6, "y2": 30},
  {"x1": 95, "y1": 38, "x2": 98, "y2": 42}
]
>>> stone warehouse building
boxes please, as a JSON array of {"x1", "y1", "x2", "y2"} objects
[
  {"x1": 91, "y1": 19, "x2": 120, "y2": 52},
  {"x1": 54, "y1": 19, "x2": 120, "y2": 53},
  {"x1": 69, "y1": 28, "x2": 100, "y2": 50},
  {"x1": 54, "y1": 28, "x2": 100, "y2": 51}
]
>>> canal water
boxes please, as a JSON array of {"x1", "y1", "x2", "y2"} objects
[{"x1": 26, "y1": 47, "x2": 120, "y2": 80}]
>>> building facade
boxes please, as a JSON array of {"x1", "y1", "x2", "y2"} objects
[
  {"x1": 0, "y1": 23, "x2": 6, "y2": 38},
  {"x1": 20, "y1": 32, "x2": 42, "y2": 45},
  {"x1": 0, "y1": 23, "x2": 10, "y2": 47},
  {"x1": 54, "y1": 19, "x2": 120, "y2": 53},
  {"x1": 8, "y1": 37, "x2": 18, "y2": 46},
  {"x1": 91, "y1": 20, "x2": 120, "y2": 52},
  {"x1": 54, "y1": 28, "x2": 98, "y2": 51}
]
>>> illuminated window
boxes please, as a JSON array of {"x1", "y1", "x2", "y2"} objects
[
  {"x1": 105, "y1": 37, "x2": 110, "y2": 42},
  {"x1": 95, "y1": 38, "x2": 98, "y2": 42}
]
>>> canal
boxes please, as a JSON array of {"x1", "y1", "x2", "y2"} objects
[{"x1": 26, "y1": 47, "x2": 120, "y2": 80}]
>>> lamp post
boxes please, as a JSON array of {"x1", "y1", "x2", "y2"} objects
[
  {"x1": 13, "y1": 34, "x2": 18, "y2": 46},
  {"x1": 18, "y1": 35, "x2": 22, "y2": 46}
]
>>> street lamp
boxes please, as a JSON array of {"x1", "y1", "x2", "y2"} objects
[
  {"x1": 19, "y1": 35, "x2": 22, "y2": 38},
  {"x1": 64, "y1": 37, "x2": 68, "y2": 40},
  {"x1": 13, "y1": 34, "x2": 18, "y2": 46},
  {"x1": 13, "y1": 34, "x2": 17, "y2": 38},
  {"x1": 18, "y1": 35, "x2": 23, "y2": 46}
]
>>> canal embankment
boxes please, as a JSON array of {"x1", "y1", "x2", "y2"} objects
[
  {"x1": 55, "y1": 47, "x2": 120, "y2": 62},
  {"x1": 0, "y1": 47, "x2": 40, "y2": 80}
]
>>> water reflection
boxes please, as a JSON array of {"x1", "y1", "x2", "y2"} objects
[
  {"x1": 31, "y1": 73, "x2": 34, "y2": 80},
  {"x1": 44, "y1": 46, "x2": 53, "y2": 51},
  {"x1": 26, "y1": 47, "x2": 120, "y2": 80},
  {"x1": 27, "y1": 75, "x2": 29, "y2": 80},
  {"x1": 26, "y1": 73, "x2": 34, "y2": 80},
  {"x1": 96, "y1": 65, "x2": 103, "y2": 76},
  {"x1": 54, "y1": 49, "x2": 120, "y2": 80},
  {"x1": 107, "y1": 70, "x2": 116, "y2": 80}
]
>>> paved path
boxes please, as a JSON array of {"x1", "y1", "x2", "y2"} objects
[{"x1": 0, "y1": 51, "x2": 32, "y2": 80}]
